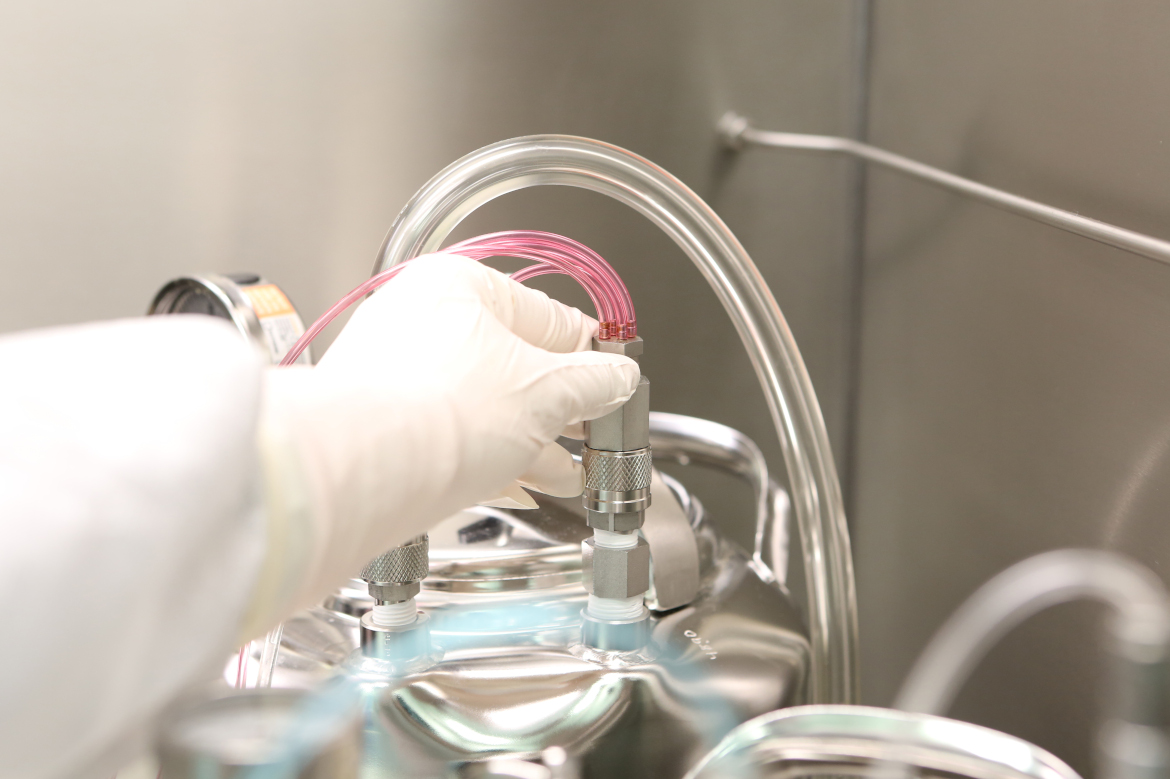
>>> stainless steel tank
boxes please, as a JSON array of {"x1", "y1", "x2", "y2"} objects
[{"x1": 254, "y1": 413, "x2": 809, "y2": 779}]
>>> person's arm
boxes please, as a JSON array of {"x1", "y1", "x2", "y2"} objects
[
  {"x1": 0, "y1": 255, "x2": 637, "y2": 779},
  {"x1": 0, "y1": 316, "x2": 267, "y2": 779}
]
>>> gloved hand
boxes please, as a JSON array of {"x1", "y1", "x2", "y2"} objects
[{"x1": 245, "y1": 253, "x2": 639, "y2": 632}]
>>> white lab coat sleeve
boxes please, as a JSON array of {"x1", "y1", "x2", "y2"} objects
[{"x1": 0, "y1": 316, "x2": 268, "y2": 779}]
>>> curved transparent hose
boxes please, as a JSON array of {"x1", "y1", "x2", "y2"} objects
[
  {"x1": 372, "y1": 135, "x2": 858, "y2": 703},
  {"x1": 894, "y1": 550, "x2": 1170, "y2": 779},
  {"x1": 895, "y1": 549, "x2": 1170, "y2": 714}
]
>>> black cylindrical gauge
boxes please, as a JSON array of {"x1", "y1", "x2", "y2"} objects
[{"x1": 148, "y1": 273, "x2": 312, "y2": 365}]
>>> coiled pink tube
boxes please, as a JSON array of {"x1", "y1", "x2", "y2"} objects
[{"x1": 279, "y1": 231, "x2": 636, "y2": 366}]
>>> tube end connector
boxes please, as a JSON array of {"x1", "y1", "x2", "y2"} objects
[
  {"x1": 716, "y1": 111, "x2": 751, "y2": 151},
  {"x1": 592, "y1": 335, "x2": 643, "y2": 361}
]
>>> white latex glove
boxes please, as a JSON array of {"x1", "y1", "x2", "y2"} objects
[
  {"x1": 0, "y1": 317, "x2": 267, "y2": 779},
  {"x1": 246, "y1": 253, "x2": 639, "y2": 631}
]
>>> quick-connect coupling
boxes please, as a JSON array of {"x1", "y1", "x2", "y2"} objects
[
  {"x1": 359, "y1": 535, "x2": 430, "y2": 659},
  {"x1": 581, "y1": 447, "x2": 653, "y2": 515},
  {"x1": 583, "y1": 336, "x2": 651, "y2": 533},
  {"x1": 581, "y1": 336, "x2": 652, "y2": 648}
]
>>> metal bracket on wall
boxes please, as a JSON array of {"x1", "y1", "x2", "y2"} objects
[{"x1": 717, "y1": 111, "x2": 1170, "y2": 267}]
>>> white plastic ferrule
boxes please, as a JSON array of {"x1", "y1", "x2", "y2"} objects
[
  {"x1": 371, "y1": 599, "x2": 418, "y2": 628},
  {"x1": 587, "y1": 594, "x2": 644, "y2": 621},
  {"x1": 593, "y1": 528, "x2": 639, "y2": 549}
]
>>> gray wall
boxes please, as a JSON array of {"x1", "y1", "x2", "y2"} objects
[
  {"x1": 854, "y1": 2, "x2": 1170, "y2": 774},
  {"x1": 0, "y1": 0, "x2": 863, "y2": 549}
]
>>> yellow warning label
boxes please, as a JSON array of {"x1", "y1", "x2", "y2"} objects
[{"x1": 244, "y1": 284, "x2": 295, "y2": 319}]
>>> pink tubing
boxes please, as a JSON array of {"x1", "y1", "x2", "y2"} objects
[
  {"x1": 278, "y1": 231, "x2": 636, "y2": 366},
  {"x1": 448, "y1": 231, "x2": 637, "y2": 341}
]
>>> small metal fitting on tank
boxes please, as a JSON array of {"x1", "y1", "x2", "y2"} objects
[
  {"x1": 582, "y1": 536, "x2": 650, "y2": 598},
  {"x1": 580, "y1": 336, "x2": 653, "y2": 649},
  {"x1": 359, "y1": 535, "x2": 431, "y2": 660}
]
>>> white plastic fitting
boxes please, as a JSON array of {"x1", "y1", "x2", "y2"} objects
[{"x1": 372, "y1": 599, "x2": 418, "y2": 628}]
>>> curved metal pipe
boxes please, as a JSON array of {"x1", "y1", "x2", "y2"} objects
[
  {"x1": 718, "y1": 111, "x2": 1170, "y2": 267},
  {"x1": 648, "y1": 411, "x2": 790, "y2": 587},
  {"x1": 372, "y1": 135, "x2": 858, "y2": 704}
]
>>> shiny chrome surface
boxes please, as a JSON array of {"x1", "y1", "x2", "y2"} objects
[
  {"x1": 362, "y1": 535, "x2": 429, "y2": 605},
  {"x1": 370, "y1": 134, "x2": 857, "y2": 704},
  {"x1": 260, "y1": 417, "x2": 809, "y2": 777},
  {"x1": 580, "y1": 447, "x2": 652, "y2": 515},
  {"x1": 581, "y1": 535, "x2": 649, "y2": 598},
  {"x1": 649, "y1": 412, "x2": 790, "y2": 587},
  {"x1": 684, "y1": 705, "x2": 1081, "y2": 779},
  {"x1": 359, "y1": 611, "x2": 435, "y2": 664},
  {"x1": 148, "y1": 274, "x2": 313, "y2": 366},
  {"x1": 718, "y1": 111, "x2": 1170, "y2": 268},
  {"x1": 157, "y1": 688, "x2": 361, "y2": 779},
  {"x1": 641, "y1": 469, "x2": 700, "y2": 611}
]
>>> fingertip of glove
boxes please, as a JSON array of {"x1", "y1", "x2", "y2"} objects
[
  {"x1": 479, "y1": 482, "x2": 541, "y2": 510},
  {"x1": 596, "y1": 352, "x2": 641, "y2": 392}
]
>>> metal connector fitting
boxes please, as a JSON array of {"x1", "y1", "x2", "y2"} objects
[
  {"x1": 592, "y1": 335, "x2": 643, "y2": 362},
  {"x1": 580, "y1": 608, "x2": 651, "y2": 652},
  {"x1": 361, "y1": 534, "x2": 428, "y2": 603},
  {"x1": 360, "y1": 610, "x2": 431, "y2": 661},
  {"x1": 586, "y1": 509, "x2": 643, "y2": 533},
  {"x1": 582, "y1": 446, "x2": 653, "y2": 515},
  {"x1": 585, "y1": 377, "x2": 650, "y2": 452},
  {"x1": 367, "y1": 581, "x2": 420, "y2": 603},
  {"x1": 582, "y1": 537, "x2": 650, "y2": 599}
]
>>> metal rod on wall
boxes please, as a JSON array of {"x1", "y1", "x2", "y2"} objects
[{"x1": 717, "y1": 111, "x2": 1170, "y2": 267}]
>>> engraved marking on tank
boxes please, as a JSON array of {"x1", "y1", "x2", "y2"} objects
[{"x1": 684, "y1": 629, "x2": 718, "y2": 660}]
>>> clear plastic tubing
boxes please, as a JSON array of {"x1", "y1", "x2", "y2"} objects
[
  {"x1": 896, "y1": 548, "x2": 1170, "y2": 715},
  {"x1": 371, "y1": 135, "x2": 858, "y2": 704},
  {"x1": 279, "y1": 230, "x2": 636, "y2": 367},
  {"x1": 255, "y1": 624, "x2": 284, "y2": 688}
]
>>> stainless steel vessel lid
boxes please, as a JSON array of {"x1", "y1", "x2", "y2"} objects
[{"x1": 425, "y1": 499, "x2": 591, "y2": 593}]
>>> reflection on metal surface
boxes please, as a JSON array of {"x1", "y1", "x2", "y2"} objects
[
  {"x1": 257, "y1": 420, "x2": 810, "y2": 777},
  {"x1": 718, "y1": 111, "x2": 1170, "y2": 268},
  {"x1": 148, "y1": 274, "x2": 313, "y2": 366},
  {"x1": 649, "y1": 412, "x2": 789, "y2": 586},
  {"x1": 684, "y1": 705, "x2": 1081, "y2": 779},
  {"x1": 642, "y1": 470, "x2": 700, "y2": 610},
  {"x1": 157, "y1": 688, "x2": 362, "y2": 779}
]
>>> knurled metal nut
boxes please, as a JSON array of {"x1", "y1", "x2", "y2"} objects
[
  {"x1": 582, "y1": 537, "x2": 650, "y2": 599},
  {"x1": 583, "y1": 447, "x2": 653, "y2": 492},
  {"x1": 361, "y1": 535, "x2": 429, "y2": 584}
]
